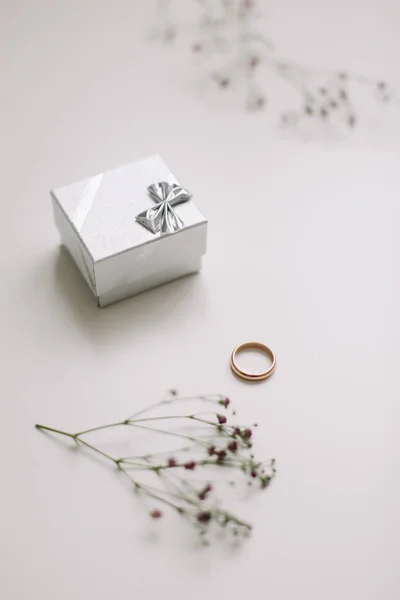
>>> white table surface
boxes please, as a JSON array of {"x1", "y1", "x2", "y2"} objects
[{"x1": 1, "y1": 1, "x2": 399, "y2": 599}]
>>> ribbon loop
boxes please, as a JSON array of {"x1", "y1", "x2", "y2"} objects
[{"x1": 136, "y1": 182, "x2": 192, "y2": 235}]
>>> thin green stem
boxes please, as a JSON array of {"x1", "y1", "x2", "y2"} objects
[
  {"x1": 127, "y1": 394, "x2": 225, "y2": 420},
  {"x1": 130, "y1": 415, "x2": 191, "y2": 424},
  {"x1": 137, "y1": 480, "x2": 193, "y2": 505},
  {"x1": 161, "y1": 470, "x2": 204, "y2": 502},
  {"x1": 130, "y1": 414, "x2": 249, "y2": 434},
  {"x1": 74, "y1": 421, "x2": 127, "y2": 437},
  {"x1": 128, "y1": 400, "x2": 170, "y2": 420},
  {"x1": 118, "y1": 459, "x2": 152, "y2": 469},
  {"x1": 121, "y1": 458, "x2": 242, "y2": 471},
  {"x1": 129, "y1": 411, "x2": 226, "y2": 425},
  {"x1": 120, "y1": 467, "x2": 185, "y2": 513},
  {"x1": 160, "y1": 470, "x2": 188, "y2": 498},
  {"x1": 75, "y1": 438, "x2": 118, "y2": 464},
  {"x1": 35, "y1": 424, "x2": 75, "y2": 438},
  {"x1": 36, "y1": 424, "x2": 119, "y2": 466},
  {"x1": 126, "y1": 422, "x2": 209, "y2": 447},
  {"x1": 122, "y1": 445, "x2": 193, "y2": 462},
  {"x1": 214, "y1": 507, "x2": 252, "y2": 531},
  {"x1": 190, "y1": 416, "x2": 248, "y2": 429},
  {"x1": 143, "y1": 489, "x2": 185, "y2": 512}
]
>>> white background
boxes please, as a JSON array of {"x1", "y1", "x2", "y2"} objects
[{"x1": 0, "y1": 1, "x2": 399, "y2": 598}]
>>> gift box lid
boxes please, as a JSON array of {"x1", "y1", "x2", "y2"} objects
[{"x1": 51, "y1": 154, "x2": 207, "y2": 263}]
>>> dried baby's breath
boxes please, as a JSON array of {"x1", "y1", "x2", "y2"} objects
[{"x1": 36, "y1": 392, "x2": 276, "y2": 541}]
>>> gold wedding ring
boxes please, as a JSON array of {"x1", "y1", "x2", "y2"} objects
[{"x1": 230, "y1": 342, "x2": 276, "y2": 382}]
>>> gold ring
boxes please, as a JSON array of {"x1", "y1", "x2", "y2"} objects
[{"x1": 230, "y1": 342, "x2": 276, "y2": 382}]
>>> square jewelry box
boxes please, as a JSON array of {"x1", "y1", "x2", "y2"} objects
[{"x1": 51, "y1": 155, "x2": 208, "y2": 307}]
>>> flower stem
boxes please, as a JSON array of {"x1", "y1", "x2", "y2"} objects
[
  {"x1": 35, "y1": 391, "x2": 274, "y2": 537},
  {"x1": 120, "y1": 468, "x2": 185, "y2": 513},
  {"x1": 122, "y1": 445, "x2": 192, "y2": 461},
  {"x1": 74, "y1": 422, "x2": 127, "y2": 437},
  {"x1": 75, "y1": 438, "x2": 118, "y2": 464},
  {"x1": 127, "y1": 394, "x2": 224, "y2": 420},
  {"x1": 129, "y1": 411, "x2": 225, "y2": 425},
  {"x1": 35, "y1": 424, "x2": 75, "y2": 438},
  {"x1": 127, "y1": 422, "x2": 209, "y2": 447},
  {"x1": 36, "y1": 424, "x2": 118, "y2": 464},
  {"x1": 130, "y1": 415, "x2": 192, "y2": 424}
]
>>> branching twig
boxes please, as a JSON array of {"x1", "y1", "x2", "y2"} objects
[
  {"x1": 36, "y1": 393, "x2": 276, "y2": 541},
  {"x1": 151, "y1": 0, "x2": 399, "y2": 128}
]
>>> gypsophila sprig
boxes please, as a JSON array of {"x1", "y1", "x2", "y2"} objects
[
  {"x1": 35, "y1": 392, "x2": 276, "y2": 542},
  {"x1": 151, "y1": 0, "x2": 399, "y2": 129}
]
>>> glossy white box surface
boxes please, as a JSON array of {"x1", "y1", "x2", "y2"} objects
[{"x1": 51, "y1": 155, "x2": 207, "y2": 306}]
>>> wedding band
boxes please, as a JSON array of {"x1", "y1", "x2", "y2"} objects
[{"x1": 230, "y1": 342, "x2": 276, "y2": 381}]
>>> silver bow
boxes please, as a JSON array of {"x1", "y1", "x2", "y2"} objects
[{"x1": 136, "y1": 182, "x2": 192, "y2": 234}]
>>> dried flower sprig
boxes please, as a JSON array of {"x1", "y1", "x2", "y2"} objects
[
  {"x1": 151, "y1": 0, "x2": 399, "y2": 128},
  {"x1": 36, "y1": 393, "x2": 276, "y2": 541}
]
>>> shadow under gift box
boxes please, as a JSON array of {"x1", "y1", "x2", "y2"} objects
[{"x1": 51, "y1": 155, "x2": 208, "y2": 307}]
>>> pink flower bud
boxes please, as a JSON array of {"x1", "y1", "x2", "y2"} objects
[
  {"x1": 184, "y1": 461, "x2": 196, "y2": 470},
  {"x1": 228, "y1": 440, "x2": 238, "y2": 453},
  {"x1": 197, "y1": 511, "x2": 212, "y2": 523},
  {"x1": 219, "y1": 397, "x2": 230, "y2": 408}
]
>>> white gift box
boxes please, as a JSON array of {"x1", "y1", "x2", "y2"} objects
[{"x1": 51, "y1": 155, "x2": 207, "y2": 307}]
